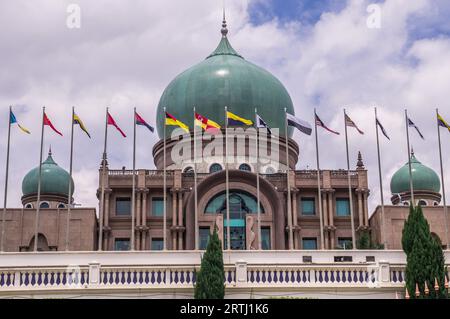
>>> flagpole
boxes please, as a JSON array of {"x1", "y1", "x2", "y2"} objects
[
  {"x1": 314, "y1": 109, "x2": 325, "y2": 250},
  {"x1": 131, "y1": 107, "x2": 137, "y2": 251},
  {"x1": 163, "y1": 106, "x2": 167, "y2": 251},
  {"x1": 284, "y1": 108, "x2": 293, "y2": 250},
  {"x1": 34, "y1": 106, "x2": 46, "y2": 252},
  {"x1": 193, "y1": 106, "x2": 199, "y2": 250},
  {"x1": 65, "y1": 107, "x2": 75, "y2": 251},
  {"x1": 436, "y1": 108, "x2": 449, "y2": 249},
  {"x1": 0, "y1": 106, "x2": 12, "y2": 252},
  {"x1": 98, "y1": 107, "x2": 108, "y2": 251},
  {"x1": 405, "y1": 109, "x2": 415, "y2": 206},
  {"x1": 343, "y1": 109, "x2": 356, "y2": 249},
  {"x1": 224, "y1": 106, "x2": 231, "y2": 250},
  {"x1": 255, "y1": 108, "x2": 262, "y2": 250},
  {"x1": 374, "y1": 107, "x2": 387, "y2": 249}
]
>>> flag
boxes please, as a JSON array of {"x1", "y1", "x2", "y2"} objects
[
  {"x1": 73, "y1": 113, "x2": 91, "y2": 138},
  {"x1": 43, "y1": 112, "x2": 63, "y2": 136},
  {"x1": 376, "y1": 118, "x2": 390, "y2": 140},
  {"x1": 256, "y1": 113, "x2": 272, "y2": 135},
  {"x1": 226, "y1": 111, "x2": 253, "y2": 126},
  {"x1": 438, "y1": 113, "x2": 450, "y2": 132},
  {"x1": 286, "y1": 113, "x2": 312, "y2": 135},
  {"x1": 165, "y1": 112, "x2": 189, "y2": 133},
  {"x1": 315, "y1": 113, "x2": 339, "y2": 135},
  {"x1": 135, "y1": 112, "x2": 154, "y2": 133},
  {"x1": 107, "y1": 112, "x2": 126, "y2": 137},
  {"x1": 195, "y1": 112, "x2": 221, "y2": 134},
  {"x1": 9, "y1": 111, "x2": 31, "y2": 134},
  {"x1": 407, "y1": 117, "x2": 424, "y2": 139},
  {"x1": 345, "y1": 113, "x2": 364, "y2": 135}
]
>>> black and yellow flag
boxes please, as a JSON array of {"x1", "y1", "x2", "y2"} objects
[
  {"x1": 438, "y1": 113, "x2": 450, "y2": 132},
  {"x1": 73, "y1": 113, "x2": 91, "y2": 138}
]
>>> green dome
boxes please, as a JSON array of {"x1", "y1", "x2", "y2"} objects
[
  {"x1": 390, "y1": 153, "x2": 441, "y2": 194},
  {"x1": 156, "y1": 24, "x2": 295, "y2": 137},
  {"x1": 22, "y1": 150, "x2": 74, "y2": 198}
]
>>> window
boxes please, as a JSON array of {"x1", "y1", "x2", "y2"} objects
[
  {"x1": 302, "y1": 238, "x2": 317, "y2": 250},
  {"x1": 336, "y1": 198, "x2": 350, "y2": 216},
  {"x1": 116, "y1": 197, "x2": 131, "y2": 216},
  {"x1": 418, "y1": 200, "x2": 427, "y2": 206},
  {"x1": 151, "y1": 197, "x2": 164, "y2": 217},
  {"x1": 151, "y1": 238, "x2": 164, "y2": 250},
  {"x1": 204, "y1": 191, "x2": 264, "y2": 214},
  {"x1": 25, "y1": 203, "x2": 33, "y2": 209},
  {"x1": 183, "y1": 166, "x2": 194, "y2": 174},
  {"x1": 209, "y1": 163, "x2": 222, "y2": 173},
  {"x1": 239, "y1": 163, "x2": 251, "y2": 172},
  {"x1": 39, "y1": 202, "x2": 50, "y2": 209},
  {"x1": 301, "y1": 198, "x2": 315, "y2": 216},
  {"x1": 199, "y1": 227, "x2": 211, "y2": 250},
  {"x1": 265, "y1": 166, "x2": 276, "y2": 174},
  {"x1": 57, "y1": 203, "x2": 66, "y2": 209},
  {"x1": 261, "y1": 227, "x2": 271, "y2": 250},
  {"x1": 403, "y1": 201, "x2": 409, "y2": 206},
  {"x1": 338, "y1": 238, "x2": 353, "y2": 249},
  {"x1": 114, "y1": 238, "x2": 130, "y2": 251}
]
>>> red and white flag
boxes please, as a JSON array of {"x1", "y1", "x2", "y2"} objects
[
  {"x1": 107, "y1": 112, "x2": 126, "y2": 137},
  {"x1": 345, "y1": 113, "x2": 364, "y2": 135},
  {"x1": 43, "y1": 112, "x2": 63, "y2": 136}
]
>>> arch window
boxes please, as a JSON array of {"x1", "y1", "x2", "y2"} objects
[
  {"x1": 402, "y1": 201, "x2": 410, "y2": 206},
  {"x1": 209, "y1": 163, "x2": 223, "y2": 173},
  {"x1": 57, "y1": 203, "x2": 66, "y2": 209},
  {"x1": 25, "y1": 203, "x2": 33, "y2": 209},
  {"x1": 39, "y1": 202, "x2": 50, "y2": 209},
  {"x1": 205, "y1": 191, "x2": 264, "y2": 215},
  {"x1": 265, "y1": 166, "x2": 276, "y2": 174},
  {"x1": 418, "y1": 200, "x2": 428, "y2": 206},
  {"x1": 239, "y1": 163, "x2": 251, "y2": 172},
  {"x1": 183, "y1": 166, "x2": 194, "y2": 174}
]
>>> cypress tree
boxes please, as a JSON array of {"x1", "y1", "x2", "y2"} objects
[
  {"x1": 194, "y1": 226, "x2": 225, "y2": 299},
  {"x1": 402, "y1": 205, "x2": 448, "y2": 299}
]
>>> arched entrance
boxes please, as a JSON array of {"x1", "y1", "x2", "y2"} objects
[{"x1": 205, "y1": 190, "x2": 264, "y2": 250}]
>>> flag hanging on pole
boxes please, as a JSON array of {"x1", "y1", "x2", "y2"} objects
[
  {"x1": 135, "y1": 112, "x2": 154, "y2": 132},
  {"x1": 73, "y1": 113, "x2": 91, "y2": 138},
  {"x1": 195, "y1": 112, "x2": 221, "y2": 134},
  {"x1": 315, "y1": 113, "x2": 340, "y2": 135},
  {"x1": 256, "y1": 113, "x2": 272, "y2": 135},
  {"x1": 43, "y1": 112, "x2": 63, "y2": 136},
  {"x1": 438, "y1": 113, "x2": 450, "y2": 132},
  {"x1": 286, "y1": 113, "x2": 312, "y2": 135},
  {"x1": 407, "y1": 117, "x2": 424, "y2": 139},
  {"x1": 165, "y1": 112, "x2": 189, "y2": 133},
  {"x1": 376, "y1": 118, "x2": 390, "y2": 140},
  {"x1": 107, "y1": 112, "x2": 126, "y2": 137},
  {"x1": 345, "y1": 113, "x2": 364, "y2": 135},
  {"x1": 226, "y1": 111, "x2": 253, "y2": 126},
  {"x1": 9, "y1": 111, "x2": 31, "y2": 134}
]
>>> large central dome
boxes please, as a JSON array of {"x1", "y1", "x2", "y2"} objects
[{"x1": 156, "y1": 18, "x2": 295, "y2": 138}]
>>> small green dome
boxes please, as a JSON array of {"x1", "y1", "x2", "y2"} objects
[
  {"x1": 390, "y1": 153, "x2": 441, "y2": 194},
  {"x1": 22, "y1": 150, "x2": 74, "y2": 198},
  {"x1": 156, "y1": 23, "x2": 295, "y2": 137}
]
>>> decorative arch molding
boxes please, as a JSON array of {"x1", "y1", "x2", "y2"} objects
[{"x1": 185, "y1": 169, "x2": 284, "y2": 249}]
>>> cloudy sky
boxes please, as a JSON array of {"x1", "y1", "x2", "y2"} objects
[{"x1": 0, "y1": 0, "x2": 449, "y2": 214}]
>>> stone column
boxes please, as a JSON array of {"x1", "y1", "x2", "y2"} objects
[
  {"x1": 292, "y1": 190, "x2": 299, "y2": 249},
  {"x1": 141, "y1": 189, "x2": 148, "y2": 250},
  {"x1": 178, "y1": 190, "x2": 184, "y2": 250},
  {"x1": 135, "y1": 191, "x2": 142, "y2": 250},
  {"x1": 357, "y1": 189, "x2": 363, "y2": 229},
  {"x1": 103, "y1": 189, "x2": 111, "y2": 250},
  {"x1": 328, "y1": 190, "x2": 335, "y2": 249},
  {"x1": 171, "y1": 190, "x2": 177, "y2": 250},
  {"x1": 322, "y1": 190, "x2": 329, "y2": 249},
  {"x1": 363, "y1": 191, "x2": 369, "y2": 227}
]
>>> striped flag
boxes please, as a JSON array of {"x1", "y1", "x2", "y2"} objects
[
  {"x1": 9, "y1": 111, "x2": 31, "y2": 134},
  {"x1": 315, "y1": 113, "x2": 339, "y2": 135},
  {"x1": 438, "y1": 113, "x2": 450, "y2": 132},
  {"x1": 227, "y1": 111, "x2": 253, "y2": 126},
  {"x1": 73, "y1": 113, "x2": 91, "y2": 138},
  {"x1": 407, "y1": 117, "x2": 424, "y2": 139},
  {"x1": 376, "y1": 118, "x2": 390, "y2": 140},
  {"x1": 135, "y1": 112, "x2": 154, "y2": 132},
  {"x1": 107, "y1": 112, "x2": 126, "y2": 137},
  {"x1": 43, "y1": 112, "x2": 63, "y2": 136},
  {"x1": 345, "y1": 113, "x2": 364, "y2": 135},
  {"x1": 256, "y1": 113, "x2": 272, "y2": 135},
  {"x1": 165, "y1": 112, "x2": 189, "y2": 133},
  {"x1": 195, "y1": 112, "x2": 221, "y2": 134},
  {"x1": 286, "y1": 113, "x2": 312, "y2": 135}
]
